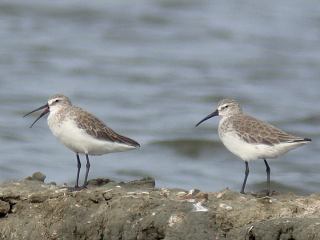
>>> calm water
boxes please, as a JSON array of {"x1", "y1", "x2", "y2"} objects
[{"x1": 0, "y1": 0, "x2": 320, "y2": 194}]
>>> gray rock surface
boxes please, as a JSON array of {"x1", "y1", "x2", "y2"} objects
[{"x1": 0, "y1": 173, "x2": 319, "y2": 240}]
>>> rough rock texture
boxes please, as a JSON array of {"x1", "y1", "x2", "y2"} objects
[{"x1": 0, "y1": 173, "x2": 320, "y2": 240}]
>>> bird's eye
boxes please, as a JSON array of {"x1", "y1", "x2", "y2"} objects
[
  {"x1": 55, "y1": 99, "x2": 60, "y2": 103},
  {"x1": 224, "y1": 105, "x2": 229, "y2": 109}
]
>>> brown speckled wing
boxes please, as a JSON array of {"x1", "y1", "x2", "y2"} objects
[
  {"x1": 230, "y1": 115, "x2": 305, "y2": 146},
  {"x1": 73, "y1": 107, "x2": 140, "y2": 147}
]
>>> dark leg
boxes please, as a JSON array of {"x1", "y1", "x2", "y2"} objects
[
  {"x1": 264, "y1": 159, "x2": 271, "y2": 196},
  {"x1": 75, "y1": 153, "x2": 81, "y2": 188},
  {"x1": 240, "y1": 161, "x2": 249, "y2": 194},
  {"x1": 83, "y1": 154, "x2": 91, "y2": 187}
]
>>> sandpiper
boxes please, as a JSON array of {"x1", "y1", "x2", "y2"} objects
[
  {"x1": 196, "y1": 98, "x2": 311, "y2": 195},
  {"x1": 24, "y1": 94, "x2": 140, "y2": 189}
]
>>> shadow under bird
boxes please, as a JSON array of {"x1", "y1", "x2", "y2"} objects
[
  {"x1": 195, "y1": 99, "x2": 311, "y2": 195},
  {"x1": 24, "y1": 94, "x2": 140, "y2": 190}
]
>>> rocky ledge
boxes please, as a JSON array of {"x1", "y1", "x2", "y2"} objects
[{"x1": 0, "y1": 173, "x2": 319, "y2": 240}]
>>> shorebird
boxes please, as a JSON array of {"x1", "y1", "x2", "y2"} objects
[
  {"x1": 24, "y1": 94, "x2": 140, "y2": 190},
  {"x1": 195, "y1": 99, "x2": 311, "y2": 195}
]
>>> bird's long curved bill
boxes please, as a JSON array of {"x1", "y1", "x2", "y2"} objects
[
  {"x1": 23, "y1": 104, "x2": 49, "y2": 128},
  {"x1": 195, "y1": 109, "x2": 219, "y2": 127}
]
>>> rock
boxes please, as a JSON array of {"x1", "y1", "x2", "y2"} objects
[
  {"x1": 228, "y1": 218, "x2": 320, "y2": 240},
  {"x1": 0, "y1": 176, "x2": 319, "y2": 239},
  {"x1": 87, "y1": 178, "x2": 112, "y2": 186},
  {"x1": 123, "y1": 176, "x2": 155, "y2": 188},
  {"x1": 0, "y1": 200, "x2": 10, "y2": 216},
  {"x1": 28, "y1": 193, "x2": 49, "y2": 203},
  {"x1": 25, "y1": 172, "x2": 46, "y2": 182}
]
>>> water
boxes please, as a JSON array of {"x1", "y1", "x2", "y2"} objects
[{"x1": 0, "y1": 0, "x2": 319, "y2": 194}]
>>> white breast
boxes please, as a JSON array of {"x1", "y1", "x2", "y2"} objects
[
  {"x1": 47, "y1": 115, "x2": 136, "y2": 155},
  {"x1": 218, "y1": 130, "x2": 306, "y2": 161}
]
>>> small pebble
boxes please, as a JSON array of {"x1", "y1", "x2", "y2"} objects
[{"x1": 219, "y1": 203, "x2": 233, "y2": 210}]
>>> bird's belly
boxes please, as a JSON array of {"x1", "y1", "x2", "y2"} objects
[
  {"x1": 220, "y1": 132, "x2": 301, "y2": 161},
  {"x1": 48, "y1": 119, "x2": 135, "y2": 155}
]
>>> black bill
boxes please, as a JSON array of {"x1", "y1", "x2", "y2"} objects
[
  {"x1": 195, "y1": 109, "x2": 219, "y2": 127},
  {"x1": 24, "y1": 104, "x2": 49, "y2": 128}
]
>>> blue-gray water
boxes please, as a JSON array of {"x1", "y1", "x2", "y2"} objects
[{"x1": 0, "y1": 0, "x2": 319, "y2": 194}]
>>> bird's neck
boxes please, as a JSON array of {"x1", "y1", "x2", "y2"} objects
[
  {"x1": 48, "y1": 106, "x2": 70, "y2": 125},
  {"x1": 219, "y1": 113, "x2": 243, "y2": 128}
]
